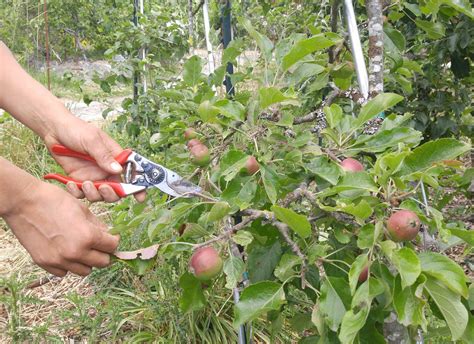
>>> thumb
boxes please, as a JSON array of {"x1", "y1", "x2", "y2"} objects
[{"x1": 85, "y1": 134, "x2": 123, "y2": 175}]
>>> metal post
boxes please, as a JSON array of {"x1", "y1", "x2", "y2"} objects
[
  {"x1": 221, "y1": 0, "x2": 234, "y2": 96},
  {"x1": 343, "y1": 0, "x2": 369, "y2": 99},
  {"x1": 203, "y1": 0, "x2": 216, "y2": 75}
]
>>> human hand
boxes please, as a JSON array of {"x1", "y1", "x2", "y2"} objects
[
  {"x1": 4, "y1": 180, "x2": 119, "y2": 276},
  {"x1": 44, "y1": 119, "x2": 145, "y2": 202}
]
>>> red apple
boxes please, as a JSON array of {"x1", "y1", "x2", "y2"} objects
[
  {"x1": 184, "y1": 128, "x2": 197, "y2": 140},
  {"x1": 190, "y1": 144, "x2": 210, "y2": 166},
  {"x1": 340, "y1": 158, "x2": 364, "y2": 172},
  {"x1": 189, "y1": 247, "x2": 223, "y2": 280},
  {"x1": 358, "y1": 266, "x2": 369, "y2": 283},
  {"x1": 187, "y1": 138, "x2": 202, "y2": 150},
  {"x1": 387, "y1": 210, "x2": 421, "y2": 242},
  {"x1": 245, "y1": 156, "x2": 260, "y2": 175}
]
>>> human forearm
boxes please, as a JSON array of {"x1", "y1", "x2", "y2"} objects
[
  {"x1": 0, "y1": 157, "x2": 39, "y2": 216},
  {"x1": 0, "y1": 41, "x2": 78, "y2": 139}
]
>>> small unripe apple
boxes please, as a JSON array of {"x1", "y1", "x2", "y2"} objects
[
  {"x1": 189, "y1": 247, "x2": 223, "y2": 280},
  {"x1": 184, "y1": 128, "x2": 198, "y2": 140},
  {"x1": 187, "y1": 138, "x2": 202, "y2": 150},
  {"x1": 358, "y1": 266, "x2": 369, "y2": 283},
  {"x1": 387, "y1": 210, "x2": 421, "y2": 242},
  {"x1": 245, "y1": 156, "x2": 259, "y2": 175},
  {"x1": 190, "y1": 144, "x2": 210, "y2": 166},
  {"x1": 340, "y1": 158, "x2": 364, "y2": 172}
]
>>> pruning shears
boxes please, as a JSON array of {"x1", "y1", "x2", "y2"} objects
[{"x1": 44, "y1": 144, "x2": 201, "y2": 198}]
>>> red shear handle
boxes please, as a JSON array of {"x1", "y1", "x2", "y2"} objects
[
  {"x1": 44, "y1": 174, "x2": 127, "y2": 197},
  {"x1": 50, "y1": 144, "x2": 133, "y2": 165}
]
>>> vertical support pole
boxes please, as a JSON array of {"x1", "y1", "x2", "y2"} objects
[
  {"x1": 132, "y1": 0, "x2": 139, "y2": 101},
  {"x1": 188, "y1": 0, "x2": 194, "y2": 55},
  {"x1": 43, "y1": 0, "x2": 51, "y2": 90},
  {"x1": 343, "y1": 0, "x2": 369, "y2": 99},
  {"x1": 221, "y1": 0, "x2": 234, "y2": 96},
  {"x1": 203, "y1": 0, "x2": 216, "y2": 75}
]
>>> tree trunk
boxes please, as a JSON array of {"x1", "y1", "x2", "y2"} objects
[{"x1": 366, "y1": 0, "x2": 384, "y2": 97}]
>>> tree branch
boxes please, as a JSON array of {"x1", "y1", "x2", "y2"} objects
[
  {"x1": 192, "y1": 0, "x2": 205, "y2": 16},
  {"x1": 293, "y1": 87, "x2": 341, "y2": 125}
]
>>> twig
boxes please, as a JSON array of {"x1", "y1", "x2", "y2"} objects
[
  {"x1": 192, "y1": 0, "x2": 205, "y2": 16},
  {"x1": 193, "y1": 213, "x2": 261, "y2": 249},
  {"x1": 293, "y1": 87, "x2": 341, "y2": 125},
  {"x1": 242, "y1": 209, "x2": 308, "y2": 288},
  {"x1": 322, "y1": 148, "x2": 341, "y2": 163},
  {"x1": 27, "y1": 274, "x2": 59, "y2": 289}
]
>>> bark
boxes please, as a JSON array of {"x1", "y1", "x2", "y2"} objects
[
  {"x1": 366, "y1": 0, "x2": 384, "y2": 97},
  {"x1": 329, "y1": 0, "x2": 340, "y2": 63}
]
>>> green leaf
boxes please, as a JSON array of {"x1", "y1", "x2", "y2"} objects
[
  {"x1": 415, "y1": 19, "x2": 445, "y2": 39},
  {"x1": 419, "y1": 252, "x2": 468, "y2": 297},
  {"x1": 232, "y1": 231, "x2": 254, "y2": 246},
  {"x1": 442, "y1": 0, "x2": 474, "y2": 19},
  {"x1": 424, "y1": 276, "x2": 468, "y2": 340},
  {"x1": 324, "y1": 104, "x2": 343, "y2": 129},
  {"x1": 290, "y1": 62, "x2": 325, "y2": 84},
  {"x1": 271, "y1": 206, "x2": 311, "y2": 238},
  {"x1": 224, "y1": 256, "x2": 245, "y2": 290},
  {"x1": 239, "y1": 18, "x2": 273, "y2": 61},
  {"x1": 221, "y1": 157, "x2": 249, "y2": 182},
  {"x1": 392, "y1": 247, "x2": 421, "y2": 289},
  {"x1": 384, "y1": 26, "x2": 406, "y2": 52},
  {"x1": 259, "y1": 87, "x2": 299, "y2": 109},
  {"x1": 399, "y1": 138, "x2": 470, "y2": 175},
  {"x1": 214, "y1": 99, "x2": 246, "y2": 121},
  {"x1": 235, "y1": 180, "x2": 258, "y2": 210},
  {"x1": 248, "y1": 240, "x2": 282, "y2": 283},
  {"x1": 355, "y1": 93, "x2": 404, "y2": 128},
  {"x1": 233, "y1": 281, "x2": 286, "y2": 327},
  {"x1": 393, "y1": 276, "x2": 426, "y2": 328},
  {"x1": 339, "y1": 306, "x2": 370, "y2": 344},
  {"x1": 321, "y1": 172, "x2": 378, "y2": 197},
  {"x1": 206, "y1": 202, "x2": 231, "y2": 222},
  {"x1": 320, "y1": 279, "x2": 347, "y2": 331},
  {"x1": 197, "y1": 100, "x2": 220, "y2": 123},
  {"x1": 349, "y1": 128, "x2": 422, "y2": 154},
  {"x1": 274, "y1": 254, "x2": 302, "y2": 281},
  {"x1": 282, "y1": 35, "x2": 335, "y2": 71},
  {"x1": 183, "y1": 55, "x2": 203, "y2": 86},
  {"x1": 179, "y1": 273, "x2": 206, "y2": 312},
  {"x1": 449, "y1": 227, "x2": 474, "y2": 246},
  {"x1": 306, "y1": 156, "x2": 341, "y2": 185},
  {"x1": 261, "y1": 165, "x2": 279, "y2": 204},
  {"x1": 357, "y1": 222, "x2": 382, "y2": 249},
  {"x1": 349, "y1": 254, "x2": 368, "y2": 295}
]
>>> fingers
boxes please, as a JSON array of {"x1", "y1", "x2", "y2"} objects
[
  {"x1": 66, "y1": 182, "x2": 85, "y2": 199},
  {"x1": 64, "y1": 262, "x2": 92, "y2": 276},
  {"x1": 92, "y1": 230, "x2": 120, "y2": 253},
  {"x1": 43, "y1": 266, "x2": 67, "y2": 277},
  {"x1": 134, "y1": 190, "x2": 147, "y2": 203},
  {"x1": 69, "y1": 181, "x2": 122, "y2": 203},
  {"x1": 84, "y1": 130, "x2": 123, "y2": 175},
  {"x1": 79, "y1": 250, "x2": 111, "y2": 268}
]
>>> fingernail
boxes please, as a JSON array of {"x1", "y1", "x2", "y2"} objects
[
  {"x1": 83, "y1": 182, "x2": 92, "y2": 192},
  {"x1": 66, "y1": 182, "x2": 75, "y2": 191},
  {"x1": 111, "y1": 161, "x2": 122, "y2": 172}
]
